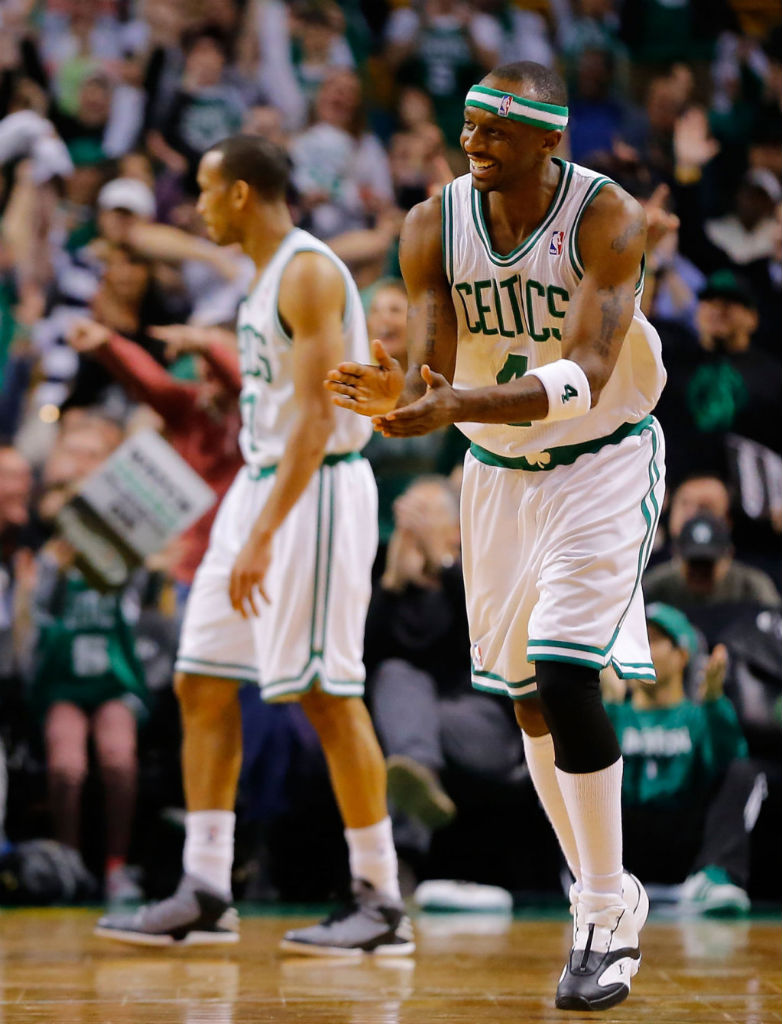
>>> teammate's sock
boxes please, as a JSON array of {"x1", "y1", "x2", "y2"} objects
[
  {"x1": 345, "y1": 816, "x2": 401, "y2": 902},
  {"x1": 183, "y1": 810, "x2": 236, "y2": 899},
  {"x1": 523, "y1": 732, "x2": 581, "y2": 886},
  {"x1": 556, "y1": 758, "x2": 623, "y2": 899}
]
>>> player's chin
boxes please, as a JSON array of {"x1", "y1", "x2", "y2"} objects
[{"x1": 470, "y1": 172, "x2": 500, "y2": 192}]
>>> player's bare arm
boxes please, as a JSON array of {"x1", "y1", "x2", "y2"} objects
[
  {"x1": 229, "y1": 251, "x2": 343, "y2": 617},
  {"x1": 376, "y1": 185, "x2": 646, "y2": 437},
  {"x1": 558, "y1": 186, "x2": 646, "y2": 395},
  {"x1": 324, "y1": 197, "x2": 457, "y2": 417}
]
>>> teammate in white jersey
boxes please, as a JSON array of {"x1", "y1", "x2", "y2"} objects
[
  {"x1": 327, "y1": 61, "x2": 665, "y2": 1010},
  {"x1": 96, "y1": 134, "x2": 413, "y2": 956}
]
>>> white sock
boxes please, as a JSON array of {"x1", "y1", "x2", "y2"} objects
[
  {"x1": 556, "y1": 759, "x2": 623, "y2": 900},
  {"x1": 345, "y1": 817, "x2": 401, "y2": 901},
  {"x1": 183, "y1": 810, "x2": 235, "y2": 898},
  {"x1": 523, "y1": 732, "x2": 581, "y2": 886}
]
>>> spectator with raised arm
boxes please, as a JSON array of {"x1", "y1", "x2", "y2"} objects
[
  {"x1": 383, "y1": 0, "x2": 503, "y2": 145},
  {"x1": 290, "y1": 68, "x2": 394, "y2": 241},
  {"x1": 14, "y1": 416, "x2": 148, "y2": 904},
  {"x1": 146, "y1": 23, "x2": 246, "y2": 190},
  {"x1": 66, "y1": 317, "x2": 242, "y2": 600}
]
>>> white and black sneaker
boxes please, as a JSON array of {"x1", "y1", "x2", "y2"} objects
[
  {"x1": 279, "y1": 879, "x2": 415, "y2": 957},
  {"x1": 94, "y1": 874, "x2": 239, "y2": 947},
  {"x1": 556, "y1": 872, "x2": 648, "y2": 1011}
]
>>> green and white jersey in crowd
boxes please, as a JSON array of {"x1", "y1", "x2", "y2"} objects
[
  {"x1": 605, "y1": 697, "x2": 748, "y2": 810},
  {"x1": 441, "y1": 159, "x2": 667, "y2": 464},
  {"x1": 236, "y1": 228, "x2": 372, "y2": 470}
]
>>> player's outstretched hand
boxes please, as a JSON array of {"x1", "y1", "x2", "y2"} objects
[
  {"x1": 373, "y1": 365, "x2": 459, "y2": 437},
  {"x1": 324, "y1": 339, "x2": 404, "y2": 417}
]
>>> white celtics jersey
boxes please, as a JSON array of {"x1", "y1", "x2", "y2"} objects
[
  {"x1": 236, "y1": 228, "x2": 372, "y2": 468},
  {"x1": 441, "y1": 160, "x2": 666, "y2": 461}
]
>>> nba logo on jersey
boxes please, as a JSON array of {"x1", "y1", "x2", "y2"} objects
[
  {"x1": 549, "y1": 230, "x2": 564, "y2": 255},
  {"x1": 497, "y1": 94, "x2": 512, "y2": 117}
]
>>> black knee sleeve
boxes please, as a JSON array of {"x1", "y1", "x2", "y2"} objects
[{"x1": 535, "y1": 660, "x2": 621, "y2": 774}]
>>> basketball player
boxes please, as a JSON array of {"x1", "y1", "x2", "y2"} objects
[
  {"x1": 95, "y1": 135, "x2": 413, "y2": 956},
  {"x1": 326, "y1": 61, "x2": 666, "y2": 1010}
]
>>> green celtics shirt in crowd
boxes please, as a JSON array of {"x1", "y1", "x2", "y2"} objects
[
  {"x1": 30, "y1": 566, "x2": 147, "y2": 717},
  {"x1": 605, "y1": 697, "x2": 748, "y2": 810}
]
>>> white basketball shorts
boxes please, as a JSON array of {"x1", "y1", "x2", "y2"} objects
[
  {"x1": 460, "y1": 417, "x2": 666, "y2": 699},
  {"x1": 176, "y1": 453, "x2": 378, "y2": 701}
]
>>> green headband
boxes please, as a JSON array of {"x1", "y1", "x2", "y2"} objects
[{"x1": 465, "y1": 84, "x2": 569, "y2": 131}]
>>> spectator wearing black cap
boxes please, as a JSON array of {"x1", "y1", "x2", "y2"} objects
[
  {"x1": 653, "y1": 268, "x2": 782, "y2": 498},
  {"x1": 643, "y1": 512, "x2": 781, "y2": 608},
  {"x1": 602, "y1": 602, "x2": 765, "y2": 915}
]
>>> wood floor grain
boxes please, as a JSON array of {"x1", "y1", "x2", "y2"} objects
[{"x1": 0, "y1": 906, "x2": 778, "y2": 1023}]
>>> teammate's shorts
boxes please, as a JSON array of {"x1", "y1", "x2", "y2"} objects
[
  {"x1": 460, "y1": 416, "x2": 665, "y2": 700},
  {"x1": 176, "y1": 453, "x2": 377, "y2": 702}
]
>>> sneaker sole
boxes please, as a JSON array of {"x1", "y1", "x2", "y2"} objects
[
  {"x1": 94, "y1": 926, "x2": 239, "y2": 947},
  {"x1": 278, "y1": 938, "x2": 416, "y2": 958},
  {"x1": 386, "y1": 758, "x2": 456, "y2": 829}
]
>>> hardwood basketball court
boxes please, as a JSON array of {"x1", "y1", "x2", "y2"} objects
[{"x1": 0, "y1": 904, "x2": 779, "y2": 1022}]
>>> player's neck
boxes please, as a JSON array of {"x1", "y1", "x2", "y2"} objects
[
  {"x1": 482, "y1": 159, "x2": 561, "y2": 253},
  {"x1": 240, "y1": 203, "x2": 295, "y2": 272}
]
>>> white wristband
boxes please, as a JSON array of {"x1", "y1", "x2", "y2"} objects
[{"x1": 526, "y1": 359, "x2": 592, "y2": 422}]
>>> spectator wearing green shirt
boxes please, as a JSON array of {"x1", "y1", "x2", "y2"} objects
[{"x1": 603, "y1": 603, "x2": 766, "y2": 914}]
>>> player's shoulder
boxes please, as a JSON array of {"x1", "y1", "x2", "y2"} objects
[
  {"x1": 579, "y1": 174, "x2": 644, "y2": 230},
  {"x1": 574, "y1": 172, "x2": 646, "y2": 262},
  {"x1": 280, "y1": 232, "x2": 346, "y2": 292},
  {"x1": 402, "y1": 193, "x2": 444, "y2": 238}
]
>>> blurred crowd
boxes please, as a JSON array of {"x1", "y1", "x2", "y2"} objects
[{"x1": 0, "y1": 0, "x2": 780, "y2": 910}]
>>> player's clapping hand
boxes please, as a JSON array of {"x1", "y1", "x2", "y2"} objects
[
  {"x1": 229, "y1": 531, "x2": 272, "y2": 619},
  {"x1": 373, "y1": 364, "x2": 459, "y2": 437},
  {"x1": 325, "y1": 339, "x2": 404, "y2": 417},
  {"x1": 66, "y1": 317, "x2": 112, "y2": 353}
]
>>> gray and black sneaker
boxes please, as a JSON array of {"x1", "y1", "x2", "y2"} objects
[
  {"x1": 94, "y1": 874, "x2": 239, "y2": 947},
  {"x1": 556, "y1": 872, "x2": 648, "y2": 1011},
  {"x1": 280, "y1": 879, "x2": 415, "y2": 957}
]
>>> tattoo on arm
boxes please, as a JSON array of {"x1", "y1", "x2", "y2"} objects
[
  {"x1": 610, "y1": 215, "x2": 645, "y2": 255},
  {"x1": 595, "y1": 285, "x2": 626, "y2": 356}
]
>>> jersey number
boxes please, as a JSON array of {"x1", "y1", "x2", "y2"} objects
[{"x1": 496, "y1": 355, "x2": 531, "y2": 426}]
